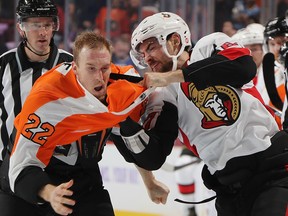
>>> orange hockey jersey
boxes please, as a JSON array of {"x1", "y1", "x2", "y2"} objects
[{"x1": 9, "y1": 62, "x2": 149, "y2": 190}]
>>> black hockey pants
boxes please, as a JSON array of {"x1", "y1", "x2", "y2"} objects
[{"x1": 202, "y1": 130, "x2": 288, "y2": 216}]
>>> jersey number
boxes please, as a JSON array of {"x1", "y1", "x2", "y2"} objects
[{"x1": 22, "y1": 113, "x2": 55, "y2": 145}]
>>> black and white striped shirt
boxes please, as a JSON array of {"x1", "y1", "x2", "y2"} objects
[{"x1": 0, "y1": 42, "x2": 73, "y2": 161}]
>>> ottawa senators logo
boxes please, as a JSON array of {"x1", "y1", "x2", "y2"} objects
[{"x1": 181, "y1": 82, "x2": 240, "y2": 129}]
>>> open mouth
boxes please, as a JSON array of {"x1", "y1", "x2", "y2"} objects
[
  {"x1": 94, "y1": 86, "x2": 103, "y2": 91},
  {"x1": 38, "y1": 39, "x2": 47, "y2": 43}
]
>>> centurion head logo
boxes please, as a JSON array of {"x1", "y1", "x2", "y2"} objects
[{"x1": 181, "y1": 82, "x2": 240, "y2": 129}]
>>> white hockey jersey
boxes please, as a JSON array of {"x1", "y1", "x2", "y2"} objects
[{"x1": 147, "y1": 33, "x2": 279, "y2": 174}]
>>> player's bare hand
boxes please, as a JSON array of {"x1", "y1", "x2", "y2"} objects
[
  {"x1": 50, "y1": 180, "x2": 75, "y2": 215},
  {"x1": 143, "y1": 70, "x2": 184, "y2": 88},
  {"x1": 143, "y1": 72, "x2": 168, "y2": 87},
  {"x1": 147, "y1": 179, "x2": 170, "y2": 204},
  {"x1": 39, "y1": 180, "x2": 76, "y2": 215},
  {"x1": 136, "y1": 166, "x2": 170, "y2": 204}
]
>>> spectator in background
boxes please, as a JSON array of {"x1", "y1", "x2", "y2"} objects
[
  {"x1": 125, "y1": 0, "x2": 158, "y2": 32},
  {"x1": 0, "y1": 36, "x2": 8, "y2": 55},
  {"x1": 53, "y1": 0, "x2": 79, "y2": 52},
  {"x1": 95, "y1": 0, "x2": 130, "y2": 38},
  {"x1": 53, "y1": 0, "x2": 65, "y2": 46},
  {"x1": 0, "y1": 1, "x2": 16, "y2": 45},
  {"x1": 232, "y1": 0, "x2": 260, "y2": 29},
  {"x1": 112, "y1": 34, "x2": 135, "y2": 66},
  {"x1": 214, "y1": 0, "x2": 235, "y2": 32},
  {"x1": 0, "y1": 0, "x2": 15, "y2": 20},
  {"x1": 277, "y1": 0, "x2": 288, "y2": 17},
  {"x1": 76, "y1": 0, "x2": 106, "y2": 31},
  {"x1": 0, "y1": 23, "x2": 8, "y2": 55},
  {"x1": 222, "y1": 20, "x2": 237, "y2": 37}
]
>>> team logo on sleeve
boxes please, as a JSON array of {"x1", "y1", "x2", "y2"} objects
[{"x1": 181, "y1": 82, "x2": 240, "y2": 128}]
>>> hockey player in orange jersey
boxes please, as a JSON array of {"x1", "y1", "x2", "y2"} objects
[{"x1": 0, "y1": 31, "x2": 172, "y2": 216}]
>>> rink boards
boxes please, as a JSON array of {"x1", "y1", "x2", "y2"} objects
[{"x1": 100, "y1": 142, "x2": 184, "y2": 216}]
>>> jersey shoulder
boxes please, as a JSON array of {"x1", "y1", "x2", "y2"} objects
[
  {"x1": 0, "y1": 48, "x2": 17, "y2": 65},
  {"x1": 58, "y1": 49, "x2": 73, "y2": 63}
]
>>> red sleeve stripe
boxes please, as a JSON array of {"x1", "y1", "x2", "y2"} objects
[
  {"x1": 178, "y1": 183, "x2": 195, "y2": 194},
  {"x1": 218, "y1": 47, "x2": 251, "y2": 60}
]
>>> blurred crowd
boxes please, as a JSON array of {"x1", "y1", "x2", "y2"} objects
[{"x1": 0, "y1": 0, "x2": 288, "y2": 61}]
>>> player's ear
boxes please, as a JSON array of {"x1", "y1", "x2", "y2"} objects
[
  {"x1": 17, "y1": 23, "x2": 25, "y2": 38},
  {"x1": 168, "y1": 33, "x2": 181, "y2": 54},
  {"x1": 171, "y1": 33, "x2": 181, "y2": 47},
  {"x1": 72, "y1": 62, "x2": 78, "y2": 75}
]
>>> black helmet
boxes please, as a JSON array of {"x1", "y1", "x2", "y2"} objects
[
  {"x1": 16, "y1": 0, "x2": 58, "y2": 21},
  {"x1": 264, "y1": 16, "x2": 288, "y2": 41}
]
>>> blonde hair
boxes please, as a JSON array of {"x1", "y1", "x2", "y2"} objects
[{"x1": 73, "y1": 31, "x2": 112, "y2": 65}]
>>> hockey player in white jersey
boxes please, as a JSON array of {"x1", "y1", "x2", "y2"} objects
[{"x1": 115, "y1": 12, "x2": 288, "y2": 216}]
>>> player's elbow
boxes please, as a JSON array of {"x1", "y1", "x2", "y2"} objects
[
  {"x1": 238, "y1": 55, "x2": 257, "y2": 84},
  {"x1": 136, "y1": 156, "x2": 167, "y2": 170}
]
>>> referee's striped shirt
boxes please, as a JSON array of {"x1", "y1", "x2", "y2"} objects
[{"x1": 0, "y1": 42, "x2": 73, "y2": 161}]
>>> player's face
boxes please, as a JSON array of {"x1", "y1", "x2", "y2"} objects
[
  {"x1": 245, "y1": 44, "x2": 263, "y2": 68},
  {"x1": 19, "y1": 17, "x2": 55, "y2": 55},
  {"x1": 267, "y1": 36, "x2": 286, "y2": 58},
  {"x1": 74, "y1": 46, "x2": 111, "y2": 102},
  {"x1": 138, "y1": 38, "x2": 173, "y2": 72}
]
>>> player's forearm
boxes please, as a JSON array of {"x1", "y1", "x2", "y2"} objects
[
  {"x1": 13, "y1": 166, "x2": 51, "y2": 204},
  {"x1": 166, "y1": 70, "x2": 184, "y2": 83},
  {"x1": 144, "y1": 70, "x2": 184, "y2": 87},
  {"x1": 182, "y1": 55, "x2": 256, "y2": 89},
  {"x1": 135, "y1": 165, "x2": 156, "y2": 188}
]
